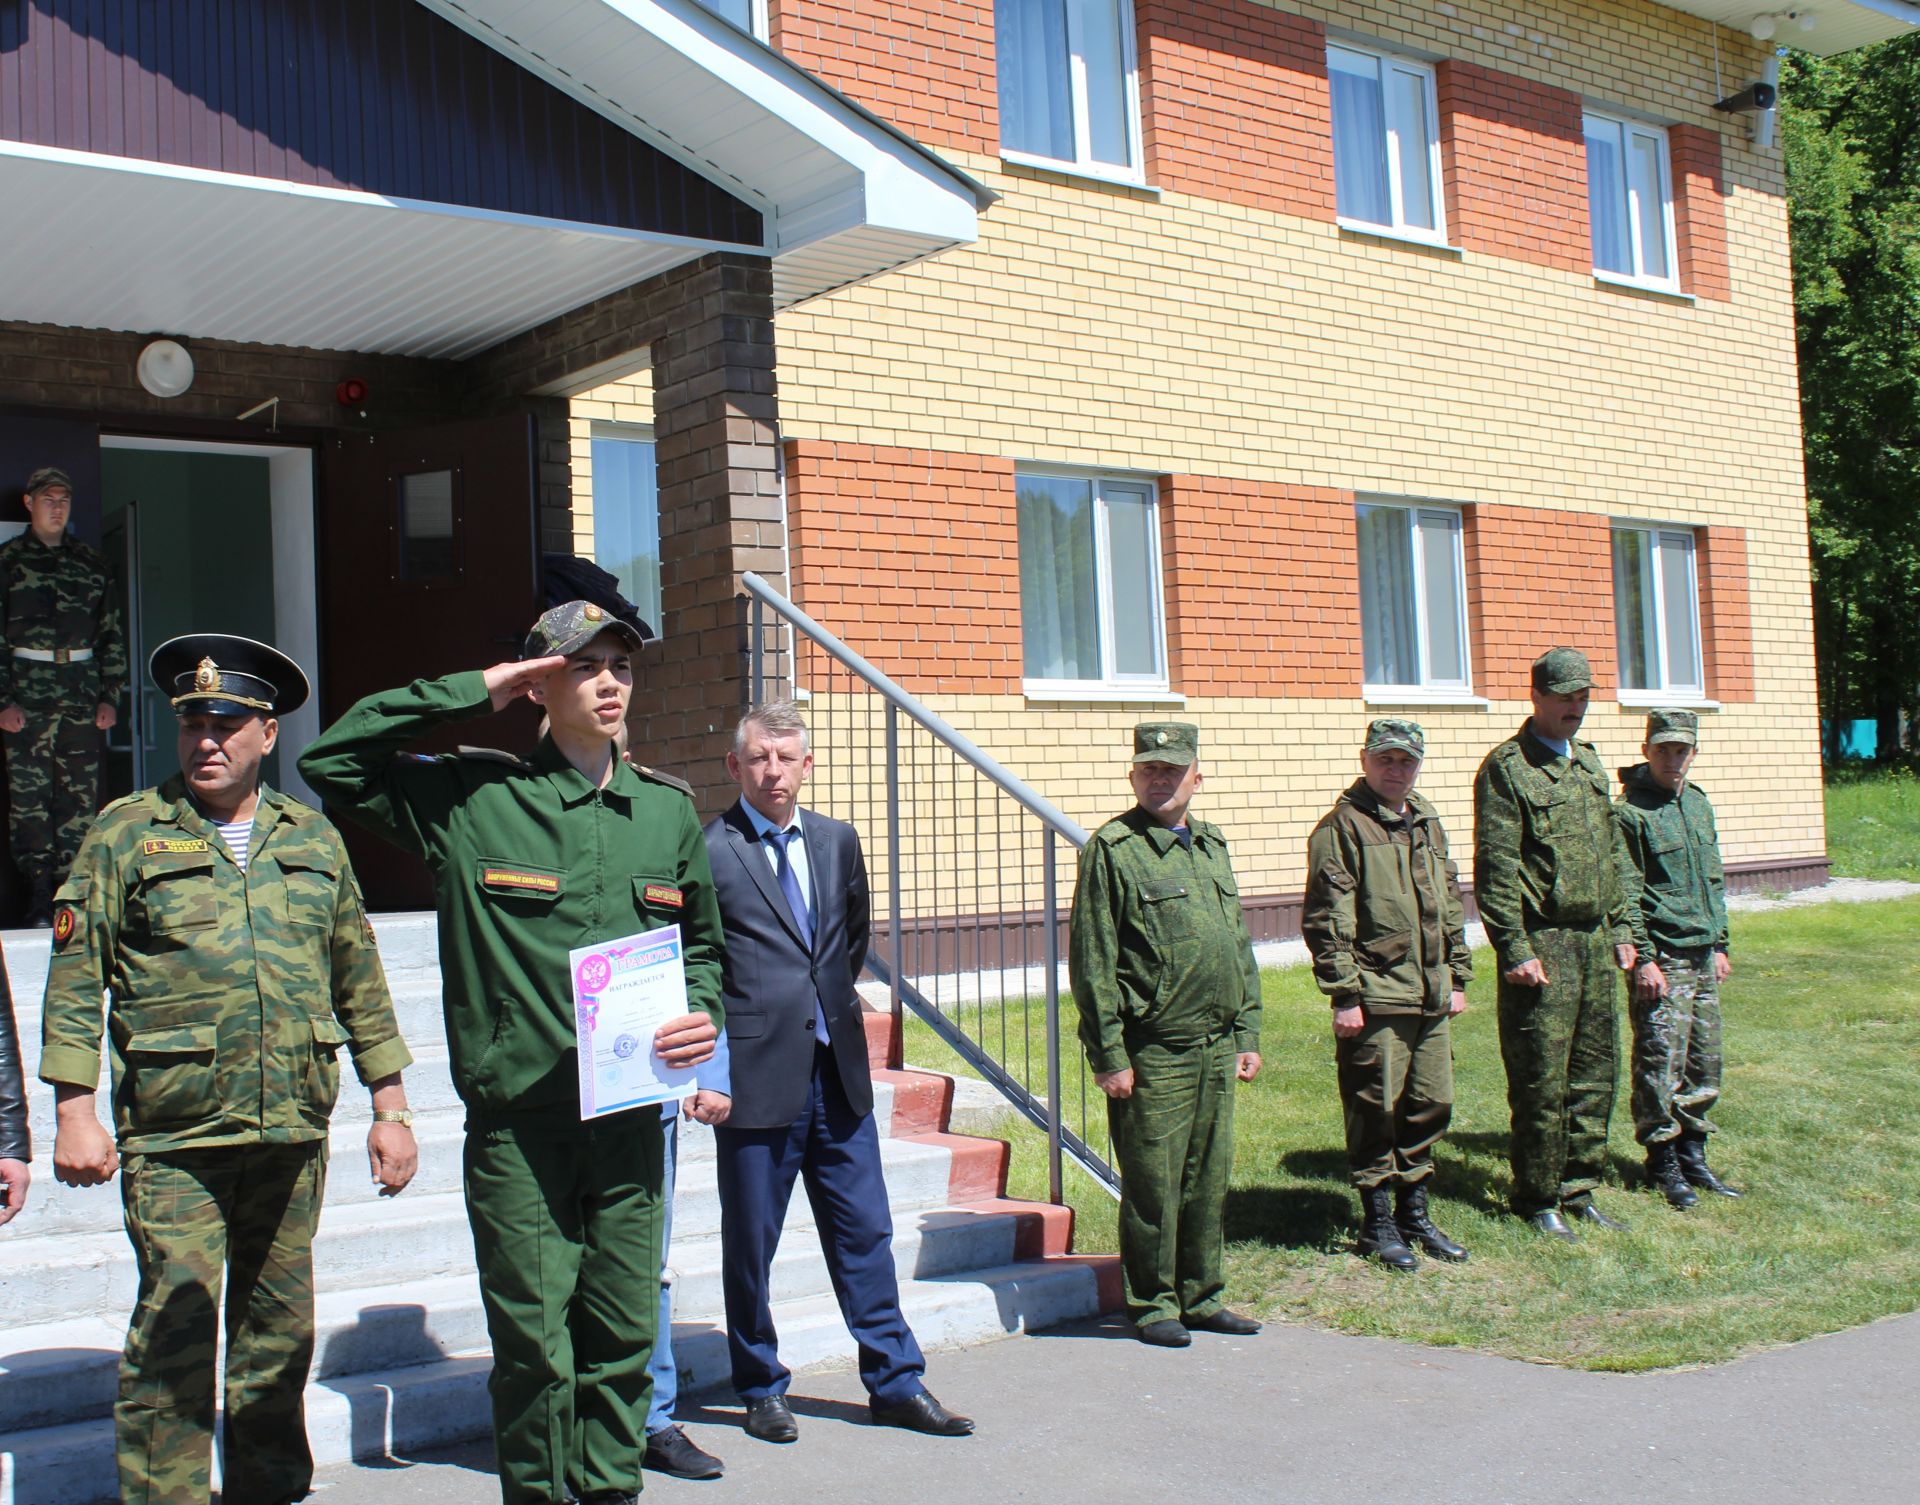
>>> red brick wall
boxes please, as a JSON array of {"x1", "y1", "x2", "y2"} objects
[
  {"x1": 1134, "y1": 0, "x2": 1336, "y2": 220},
  {"x1": 1670, "y1": 123, "x2": 1732, "y2": 302},
  {"x1": 1697, "y1": 525, "x2": 1754, "y2": 702},
  {"x1": 1159, "y1": 476, "x2": 1360, "y2": 695},
  {"x1": 769, "y1": 0, "x2": 999, "y2": 156},
  {"x1": 1436, "y1": 61, "x2": 1590, "y2": 274},
  {"x1": 1464, "y1": 504, "x2": 1617, "y2": 700},
  {"x1": 784, "y1": 440, "x2": 1022, "y2": 693}
]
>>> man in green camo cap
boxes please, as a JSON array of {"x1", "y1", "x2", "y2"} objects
[
  {"x1": 1069, "y1": 722, "x2": 1264, "y2": 1347},
  {"x1": 41, "y1": 633, "x2": 417, "y2": 1505},
  {"x1": 1615, "y1": 707, "x2": 1742, "y2": 1209},
  {"x1": 1473, "y1": 647, "x2": 1638, "y2": 1241},
  {"x1": 1303, "y1": 718, "x2": 1473, "y2": 1269}
]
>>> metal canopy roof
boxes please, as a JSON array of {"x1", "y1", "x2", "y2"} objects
[
  {"x1": 0, "y1": 0, "x2": 986, "y2": 361},
  {"x1": 1656, "y1": 0, "x2": 1919, "y2": 55}
]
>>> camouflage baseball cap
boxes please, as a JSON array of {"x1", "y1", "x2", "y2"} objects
[
  {"x1": 523, "y1": 600, "x2": 645, "y2": 659},
  {"x1": 1133, "y1": 721, "x2": 1199, "y2": 767},
  {"x1": 25, "y1": 466, "x2": 73, "y2": 495},
  {"x1": 1646, "y1": 707, "x2": 1698, "y2": 747},
  {"x1": 1531, "y1": 646, "x2": 1594, "y2": 694},
  {"x1": 1364, "y1": 718, "x2": 1425, "y2": 757}
]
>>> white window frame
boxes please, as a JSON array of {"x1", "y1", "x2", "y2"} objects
[
  {"x1": 996, "y1": 0, "x2": 1148, "y2": 188},
  {"x1": 1583, "y1": 111, "x2": 1680, "y2": 293},
  {"x1": 587, "y1": 421, "x2": 665, "y2": 640},
  {"x1": 1611, "y1": 521, "x2": 1707, "y2": 703},
  {"x1": 1328, "y1": 43, "x2": 1448, "y2": 247},
  {"x1": 1356, "y1": 500, "x2": 1475, "y2": 699},
  {"x1": 1018, "y1": 468, "x2": 1170, "y2": 697},
  {"x1": 694, "y1": 0, "x2": 768, "y2": 40}
]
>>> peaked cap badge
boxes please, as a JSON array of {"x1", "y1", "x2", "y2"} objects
[
  {"x1": 1156, "y1": 730, "x2": 1169, "y2": 745},
  {"x1": 194, "y1": 657, "x2": 221, "y2": 694}
]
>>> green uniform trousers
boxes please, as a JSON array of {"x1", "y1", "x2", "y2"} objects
[
  {"x1": 116, "y1": 1143, "x2": 326, "y2": 1505},
  {"x1": 3, "y1": 697, "x2": 102, "y2": 888},
  {"x1": 1335, "y1": 1012, "x2": 1453, "y2": 1189},
  {"x1": 1630, "y1": 948, "x2": 1723, "y2": 1144},
  {"x1": 1107, "y1": 1035, "x2": 1235, "y2": 1328},
  {"x1": 1496, "y1": 925, "x2": 1619, "y2": 1217},
  {"x1": 464, "y1": 1112, "x2": 665, "y2": 1505}
]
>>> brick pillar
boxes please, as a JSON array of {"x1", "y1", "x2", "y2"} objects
[{"x1": 635, "y1": 254, "x2": 783, "y2": 811}]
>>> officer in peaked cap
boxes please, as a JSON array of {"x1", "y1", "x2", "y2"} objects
[{"x1": 40, "y1": 631, "x2": 416, "y2": 1505}]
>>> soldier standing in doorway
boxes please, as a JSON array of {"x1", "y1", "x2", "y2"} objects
[{"x1": 0, "y1": 466, "x2": 128, "y2": 924}]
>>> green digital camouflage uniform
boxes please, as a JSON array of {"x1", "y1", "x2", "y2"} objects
[
  {"x1": 0, "y1": 529, "x2": 128, "y2": 898},
  {"x1": 1616, "y1": 761, "x2": 1730, "y2": 1145},
  {"x1": 1303, "y1": 780, "x2": 1472, "y2": 1189},
  {"x1": 1070, "y1": 799, "x2": 1262, "y2": 1329},
  {"x1": 1473, "y1": 724, "x2": 1633, "y2": 1218},
  {"x1": 299, "y1": 659, "x2": 726, "y2": 1505},
  {"x1": 37, "y1": 778, "x2": 409, "y2": 1505}
]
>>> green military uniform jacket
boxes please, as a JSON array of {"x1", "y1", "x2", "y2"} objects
[
  {"x1": 1614, "y1": 763, "x2": 1730, "y2": 958},
  {"x1": 38, "y1": 778, "x2": 411, "y2": 1152},
  {"x1": 1069, "y1": 807, "x2": 1262, "y2": 1076},
  {"x1": 1302, "y1": 780, "x2": 1472, "y2": 1014},
  {"x1": 1472, "y1": 722, "x2": 1632, "y2": 974},
  {"x1": 298, "y1": 671, "x2": 724, "y2": 1118},
  {"x1": 0, "y1": 530, "x2": 128, "y2": 707}
]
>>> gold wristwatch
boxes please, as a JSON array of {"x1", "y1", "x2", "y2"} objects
[{"x1": 372, "y1": 1109, "x2": 415, "y2": 1128}]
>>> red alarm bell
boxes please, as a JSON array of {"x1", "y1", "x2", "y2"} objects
[{"x1": 335, "y1": 378, "x2": 369, "y2": 406}]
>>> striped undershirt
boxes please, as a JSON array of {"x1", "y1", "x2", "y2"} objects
[{"x1": 214, "y1": 817, "x2": 254, "y2": 873}]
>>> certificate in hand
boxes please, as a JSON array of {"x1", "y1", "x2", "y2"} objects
[{"x1": 572, "y1": 923, "x2": 697, "y2": 1120}]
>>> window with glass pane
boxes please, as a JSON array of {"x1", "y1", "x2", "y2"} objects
[
  {"x1": 398, "y1": 470, "x2": 457, "y2": 580},
  {"x1": 1328, "y1": 45, "x2": 1443, "y2": 237},
  {"x1": 1612, "y1": 525, "x2": 1702, "y2": 695},
  {"x1": 590, "y1": 434, "x2": 664, "y2": 637},
  {"x1": 1584, "y1": 113, "x2": 1676, "y2": 286},
  {"x1": 694, "y1": 0, "x2": 758, "y2": 34},
  {"x1": 1017, "y1": 472, "x2": 1166, "y2": 687},
  {"x1": 1356, "y1": 503, "x2": 1470, "y2": 688},
  {"x1": 995, "y1": 0, "x2": 1140, "y2": 176}
]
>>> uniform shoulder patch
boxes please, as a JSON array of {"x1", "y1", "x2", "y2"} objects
[
  {"x1": 633, "y1": 764, "x2": 694, "y2": 798},
  {"x1": 456, "y1": 745, "x2": 531, "y2": 770},
  {"x1": 52, "y1": 906, "x2": 77, "y2": 947}
]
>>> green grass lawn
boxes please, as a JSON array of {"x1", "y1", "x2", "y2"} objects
[
  {"x1": 904, "y1": 896, "x2": 1920, "y2": 1371},
  {"x1": 1826, "y1": 765, "x2": 1920, "y2": 881}
]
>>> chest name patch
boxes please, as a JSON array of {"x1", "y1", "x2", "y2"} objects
[
  {"x1": 143, "y1": 838, "x2": 211, "y2": 856},
  {"x1": 643, "y1": 884, "x2": 684, "y2": 908},
  {"x1": 482, "y1": 868, "x2": 560, "y2": 895}
]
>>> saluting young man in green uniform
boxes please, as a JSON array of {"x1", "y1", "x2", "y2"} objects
[
  {"x1": 1616, "y1": 708, "x2": 1743, "y2": 1208},
  {"x1": 1069, "y1": 722, "x2": 1263, "y2": 1348},
  {"x1": 300, "y1": 601, "x2": 724, "y2": 1505}
]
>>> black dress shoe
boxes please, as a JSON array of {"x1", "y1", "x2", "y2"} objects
[
  {"x1": 1184, "y1": 1308, "x2": 1262, "y2": 1335},
  {"x1": 1526, "y1": 1209, "x2": 1580, "y2": 1241},
  {"x1": 1567, "y1": 1200, "x2": 1631, "y2": 1232},
  {"x1": 643, "y1": 1424, "x2": 724, "y2": 1480},
  {"x1": 742, "y1": 1395, "x2": 798, "y2": 1443},
  {"x1": 1136, "y1": 1318, "x2": 1192, "y2": 1347},
  {"x1": 869, "y1": 1390, "x2": 975, "y2": 1436}
]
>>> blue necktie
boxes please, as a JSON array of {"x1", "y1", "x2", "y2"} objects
[{"x1": 770, "y1": 828, "x2": 829, "y2": 1044}]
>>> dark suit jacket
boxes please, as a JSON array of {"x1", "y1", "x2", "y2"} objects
[{"x1": 702, "y1": 801, "x2": 873, "y2": 1131}]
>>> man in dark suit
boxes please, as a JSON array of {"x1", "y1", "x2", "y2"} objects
[{"x1": 704, "y1": 700, "x2": 973, "y2": 1445}]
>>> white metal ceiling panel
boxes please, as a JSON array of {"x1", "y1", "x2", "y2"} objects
[{"x1": 1653, "y1": 0, "x2": 1918, "y2": 55}]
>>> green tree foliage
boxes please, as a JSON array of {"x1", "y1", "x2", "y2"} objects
[{"x1": 1782, "y1": 40, "x2": 1920, "y2": 758}]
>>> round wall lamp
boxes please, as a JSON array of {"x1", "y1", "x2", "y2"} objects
[
  {"x1": 1749, "y1": 10, "x2": 1817, "y2": 39},
  {"x1": 136, "y1": 339, "x2": 195, "y2": 398}
]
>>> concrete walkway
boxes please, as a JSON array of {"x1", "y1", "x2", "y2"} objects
[{"x1": 307, "y1": 1308, "x2": 1916, "y2": 1505}]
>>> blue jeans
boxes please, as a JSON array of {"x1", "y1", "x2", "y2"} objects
[{"x1": 646, "y1": 1111, "x2": 679, "y2": 1435}]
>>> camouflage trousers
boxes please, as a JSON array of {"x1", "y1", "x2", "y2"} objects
[
  {"x1": 2, "y1": 695, "x2": 102, "y2": 888},
  {"x1": 1335, "y1": 1011, "x2": 1453, "y2": 1189},
  {"x1": 1496, "y1": 926, "x2": 1619, "y2": 1218},
  {"x1": 117, "y1": 1142, "x2": 327, "y2": 1505},
  {"x1": 1630, "y1": 949, "x2": 1723, "y2": 1144},
  {"x1": 1107, "y1": 1033, "x2": 1236, "y2": 1328}
]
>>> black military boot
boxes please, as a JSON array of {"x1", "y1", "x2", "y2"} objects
[
  {"x1": 1644, "y1": 1141, "x2": 1698, "y2": 1209},
  {"x1": 1676, "y1": 1132, "x2": 1744, "y2": 1197},
  {"x1": 24, "y1": 872, "x2": 53, "y2": 928},
  {"x1": 1395, "y1": 1182, "x2": 1468, "y2": 1262},
  {"x1": 1356, "y1": 1186, "x2": 1418, "y2": 1271}
]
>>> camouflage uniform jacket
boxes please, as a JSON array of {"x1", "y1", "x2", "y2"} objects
[
  {"x1": 1069, "y1": 807, "x2": 1262, "y2": 1076},
  {"x1": 1303, "y1": 780, "x2": 1471, "y2": 1014},
  {"x1": 1614, "y1": 763, "x2": 1730, "y2": 957},
  {"x1": 1472, "y1": 722, "x2": 1632, "y2": 973},
  {"x1": 0, "y1": 531, "x2": 129, "y2": 706},
  {"x1": 37, "y1": 777, "x2": 411, "y2": 1153}
]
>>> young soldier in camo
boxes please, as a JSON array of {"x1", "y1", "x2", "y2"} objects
[
  {"x1": 1303, "y1": 719, "x2": 1472, "y2": 1269},
  {"x1": 0, "y1": 466, "x2": 128, "y2": 924},
  {"x1": 1615, "y1": 708, "x2": 1743, "y2": 1207}
]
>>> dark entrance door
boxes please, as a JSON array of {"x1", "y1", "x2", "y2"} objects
[{"x1": 318, "y1": 414, "x2": 542, "y2": 909}]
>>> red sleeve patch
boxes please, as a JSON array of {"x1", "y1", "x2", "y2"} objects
[{"x1": 52, "y1": 907, "x2": 76, "y2": 947}]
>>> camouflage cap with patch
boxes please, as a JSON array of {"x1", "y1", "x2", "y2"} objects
[
  {"x1": 1364, "y1": 717, "x2": 1425, "y2": 757},
  {"x1": 1531, "y1": 646, "x2": 1594, "y2": 694},
  {"x1": 524, "y1": 599, "x2": 645, "y2": 660},
  {"x1": 1646, "y1": 707, "x2": 1698, "y2": 747},
  {"x1": 25, "y1": 466, "x2": 73, "y2": 495},
  {"x1": 1133, "y1": 721, "x2": 1199, "y2": 767}
]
